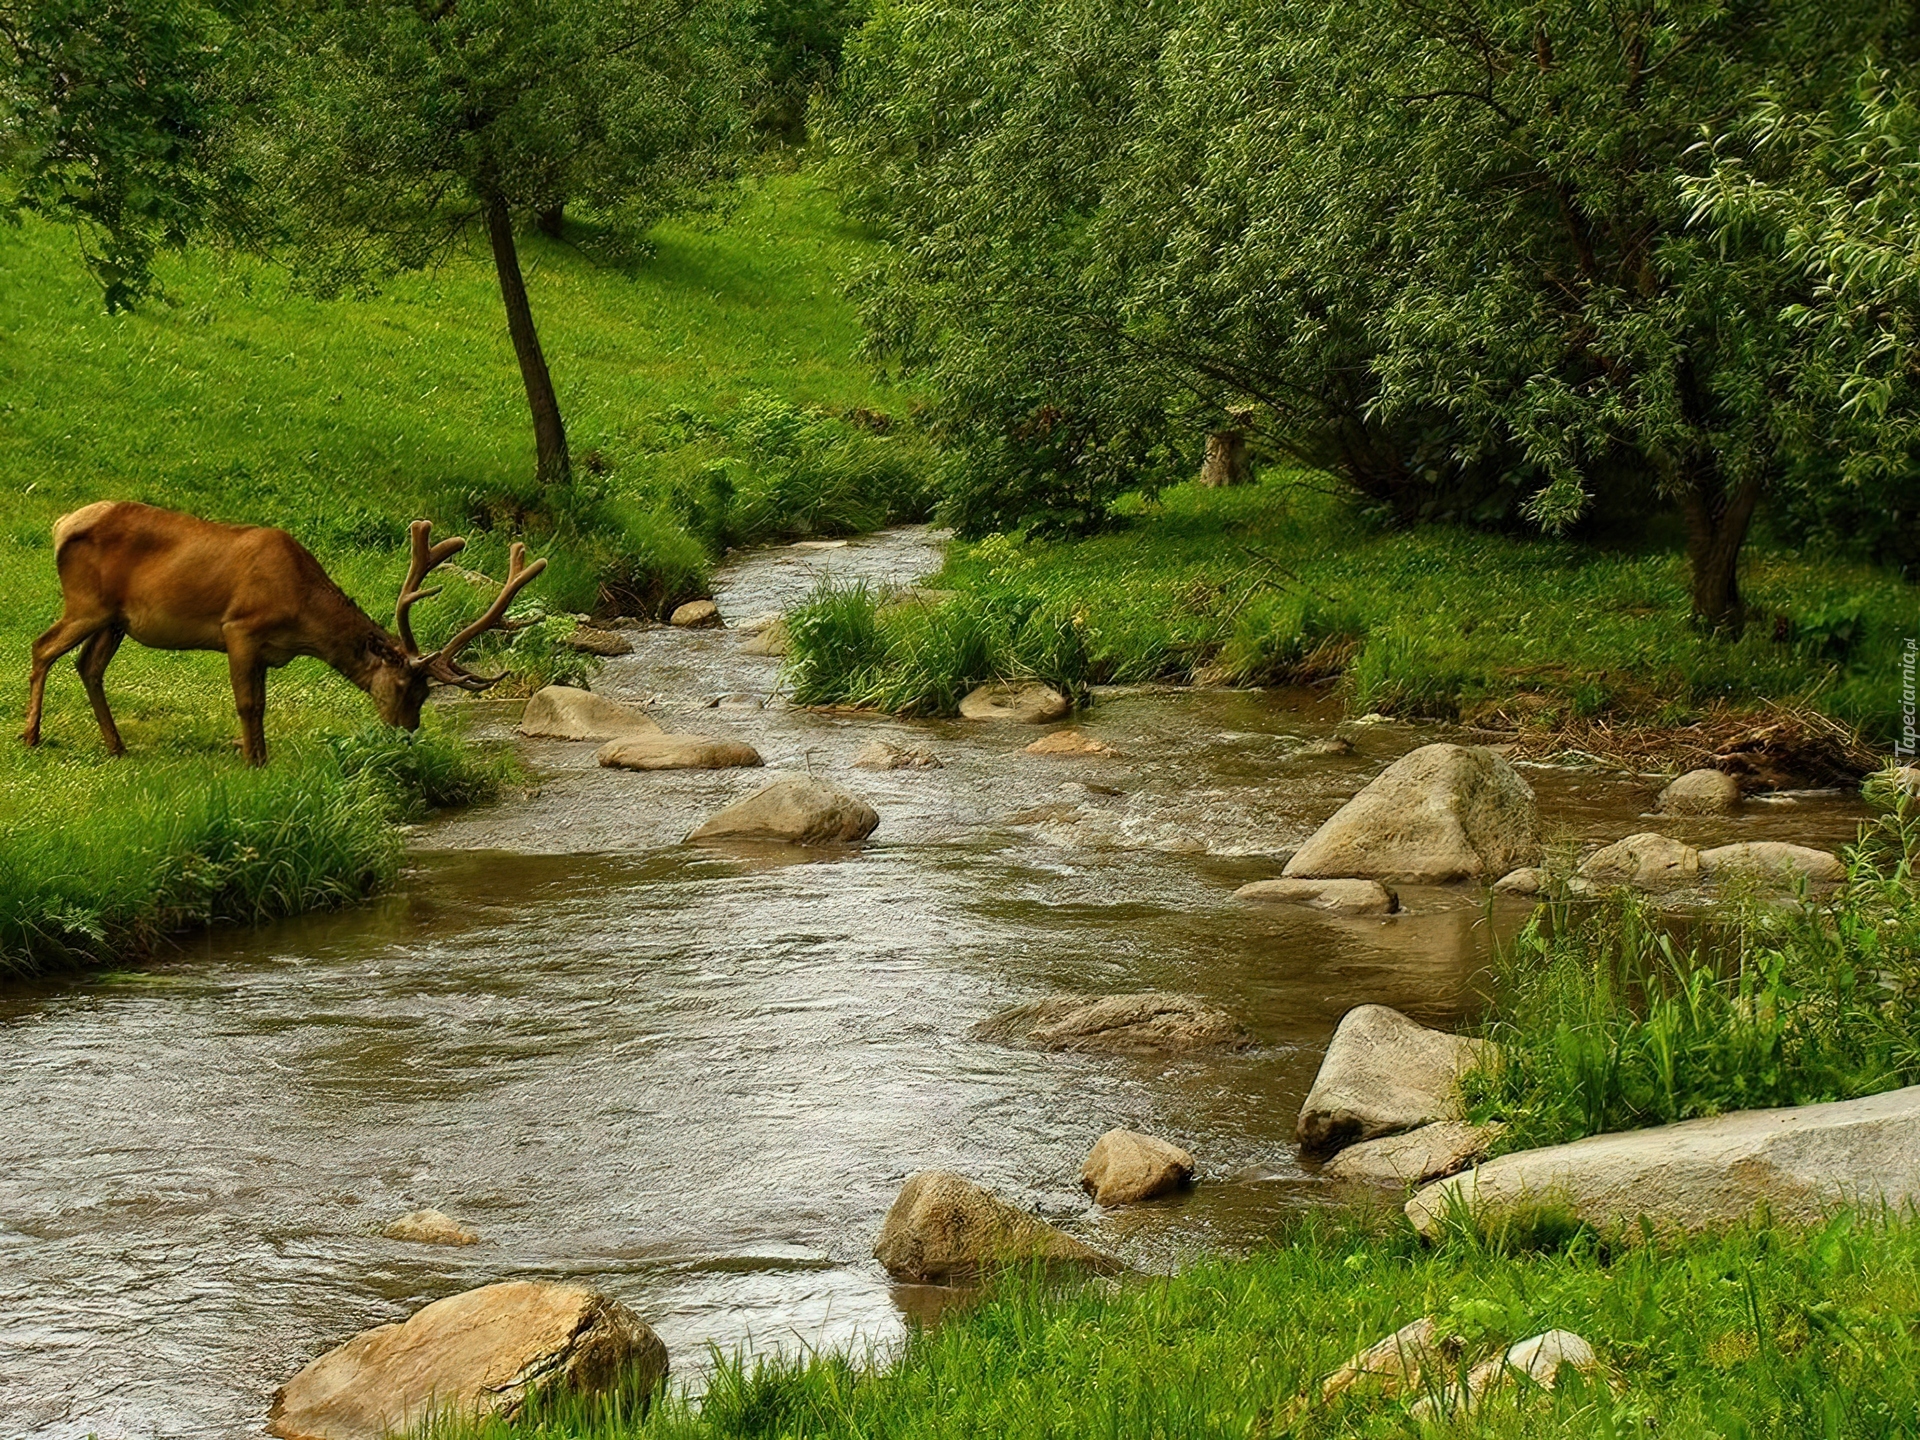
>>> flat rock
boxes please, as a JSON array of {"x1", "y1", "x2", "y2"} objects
[
  {"x1": 1233, "y1": 877, "x2": 1398, "y2": 915},
  {"x1": 1080, "y1": 1129, "x2": 1195, "y2": 1205},
  {"x1": 266, "y1": 1281, "x2": 666, "y2": 1440},
  {"x1": 1578, "y1": 832, "x2": 1700, "y2": 890},
  {"x1": 1658, "y1": 768, "x2": 1740, "y2": 815},
  {"x1": 1699, "y1": 841, "x2": 1846, "y2": 885},
  {"x1": 853, "y1": 739, "x2": 943, "y2": 770},
  {"x1": 1298, "y1": 1005, "x2": 1490, "y2": 1154},
  {"x1": 959, "y1": 682, "x2": 1071, "y2": 724},
  {"x1": 1025, "y1": 729, "x2": 1117, "y2": 756},
  {"x1": 597, "y1": 735, "x2": 763, "y2": 771},
  {"x1": 517, "y1": 686, "x2": 663, "y2": 742},
  {"x1": 976, "y1": 992, "x2": 1249, "y2": 1057},
  {"x1": 1322, "y1": 1120, "x2": 1501, "y2": 1186},
  {"x1": 381, "y1": 1209, "x2": 477, "y2": 1246},
  {"x1": 562, "y1": 625, "x2": 633, "y2": 657},
  {"x1": 1282, "y1": 743, "x2": 1539, "y2": 883},
  {"x1": 872, "y1": 1170, "x2": 1118, "y2": 1282},
  {"x1": 669, "y1": 599, "x2": 721, "y2": 628},
  {"x1": 686, "y1": 775, "x2": 878, "y2": 844},
  {"x1": 1493, "y1": 867, "x2": 1543, "y2": 896},
  {"x1": 1406, "y1": 1084, "x2": 1920, "y2": 1239},
  {"x1": 1410, "y1": 1330, "x2": 1599, "y2": 1420}
]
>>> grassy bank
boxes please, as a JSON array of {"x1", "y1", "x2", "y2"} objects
[
  {"x1": 0, "y1": 171, "x2": 928, "y2": 977},
  {"x1": 783, "y1": 475, "x2": 1913, "y2": 747}
]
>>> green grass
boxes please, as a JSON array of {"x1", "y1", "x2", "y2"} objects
[
  {"x1": 0, "y1": 170, "x2": 928, "y2": 976},
  {"x1": 782, "y1": 474, "x2": 1914, "y2": 740}
]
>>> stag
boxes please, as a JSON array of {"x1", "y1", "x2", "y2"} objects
[{"x1": 23, "y1": 501, "x2": 546, "y2": 765}]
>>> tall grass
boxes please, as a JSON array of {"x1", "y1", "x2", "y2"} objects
[{"x1": 1466, "y1": 808, "x2": 1920, "y2": 1152}]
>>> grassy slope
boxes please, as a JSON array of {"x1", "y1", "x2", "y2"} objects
[
  {"x1": 0, "y1": 172, "x2": 910, "y2": 975},
  {"x1": 785, "y1": 475, "x2": 1913, "y2": 744}
]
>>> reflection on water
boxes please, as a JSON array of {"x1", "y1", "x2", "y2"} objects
[{"x1": 0, "y1": 529, "x2": 1872, "y2": 1438}]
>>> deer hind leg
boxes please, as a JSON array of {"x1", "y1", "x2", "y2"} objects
[
  {"x1": 76, "y1": 627, "x2": 127, "y2": 756},
  {"x1": 226, "y1": 641, "x2": 269, "y2": 767},
  {"x1": 23, "y1": 613, "x2": 111, "y2": 747}
]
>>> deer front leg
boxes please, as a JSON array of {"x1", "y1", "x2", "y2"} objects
[
  {"x1": 226, "y1": 640, "x2": 269, "y2": 766},
  {"x1": 23, "y1": 614, "x2": 109, "y2": 747},
  {"x1": 77, "y1": 628, "x2": 127, "y2": 756}
]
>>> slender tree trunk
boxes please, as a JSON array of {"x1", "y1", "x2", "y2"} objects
[
  {"x1": 536, "y1": 204, "x2": 564, "y2": 239},
  {"x1": 1680, "y1": 461, "x2": 1763, "y2": 633},
  {"x1": 485, "y1": 193, "x2": 569, "y2": 486}
]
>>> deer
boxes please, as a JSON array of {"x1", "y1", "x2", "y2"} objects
[{"x1": 22, "y1": 501, "x2": 547, "y2": 766}]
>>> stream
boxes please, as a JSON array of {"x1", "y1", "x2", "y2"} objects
[{"x1": 0, "y1": 526, "x2": 1872, "y2": 1438}]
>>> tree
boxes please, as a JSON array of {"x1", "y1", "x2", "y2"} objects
[
  {"x1": 247, "y1": 0, "x2": 745, "y2": 486},
  {"x1": 830, "y1": 0, "x2": 1919, "y2": 625},
  {"x1": 1, "y1": 0, "x2": 239, "y2": 310}
]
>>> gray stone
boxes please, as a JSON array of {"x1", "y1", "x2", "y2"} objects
[
  {"x1": 976, "y1": 992, "x2": 1249, "y2": 1057},
  {"x1": 1282, "y1": 744, "x2": 1540, "y2": 883},
  {"x1": 959, "y1": 682, "x2": 1071, "y2": 724},
  {"x1": 1406, "y1": 1085, "x2": 1920, "y2": 1239},
  {"x1": 1578, "y1": 832, "x2": 1701, "y2": 891},
  {"x1": 1298, "y1": 1005, "x2": 1491, "y2": 1154},
  {"x1": 1699, "y1": 841, "x2": 1846, "y2": 885},
  {"x1": 1322, "y1": 1120, "x2": 1502, "y2": 1186},
  {"x1": 1080, "y1": 1129, "x2": 1195, "y2": 1205},
  {"x1": 1233, "y1": 877, "x2": 1398, "y2": 915},
  {"x1": 518, "y1": 685, "x2": 662, "y2": 742},
  {"x1": 872, "y1": 1170, "x2": 1118, "y2": 1282},
  {"x1": 686, "y1": 775, "x2": 878, "y2": 845},
  {"x1": 669, "y1": 599, "x2": 721, "y2": 628},
  {"x1": 266, "y1": 1281, "x2": 666, "y2": 1440},
  {"x1": 1658, "y1": 768, "x2": 1741, "y2": 815},
  {"x1": 597, "y1": 735, "x2": 763, "y2": 771},
  {"x1": 381, "y1": 1209, "x2": 477, "y2": 1247}
]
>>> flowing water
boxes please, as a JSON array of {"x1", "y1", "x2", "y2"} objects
[{"x1": 0, "y1": 528, "x2": 1871, "y2": 1438}]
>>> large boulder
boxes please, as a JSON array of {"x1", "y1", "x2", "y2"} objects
[
  {"x1": 670, "y1": 599, "x2": 721, "y2": 628},
  {"x1": 1699, "y1": 841, "x2": 1846, "y2": 885},
  {"x1": 266, "y1": 1281, "x2": 666, "y2": 1440},
  {"x1": 1282, "y1": 744, "x2": 1540, "y2": 883},
  {"x1": 959, "y1": 683, "x2": 1071, "y2": 724},
  {"x1": 1080, "y1": 1129, "x2": 1195, "y2": 1205},
  {"x1": 518, "y1": 686, "x2": 662, "y2": 742},
  {"x1": 381, "y1": 1209, "x2": 476, "y2": 1246},
  {"x1": 686, "y1": 775, "x2": 879, "y2": 845},
  {"x1": 1405, "y1": 1085, "x2": 1920, "y2": 1239},
  {"x1": 597, "y1": 735, "x2": 763, "y2": 771},
  {"x1": 1234, "y1": 878, "x2": 1398, "y2": 916},
  {"x1": 872, "y1": 1170, "x2": 1118, "y2": 1282},
  {"x1": 976, "y1": 992, "x2": 1250, "y2": 1057},
  {"x1": 1657, "y1": 768, "x2": 1740, "y2": 815},
  {"x1": 1297, "y1": 1005, "x2": 1490, "y2": 1154},
  {"x1": 1323, "y1": 1120, "x2": 1501, "y2": 1186},
  {"x1": 1578, "y1": 832, "x2": 1701, "y2": 891}
]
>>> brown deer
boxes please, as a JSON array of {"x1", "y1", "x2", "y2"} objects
[{"x1": 23, "y1": 501, "x2": 547, "y2": 765}]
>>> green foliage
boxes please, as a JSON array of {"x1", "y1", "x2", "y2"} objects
[
  {"x1": 1468, "y1": 809, "x2": 1920, "y2": 1152},
  {"x1": 740, "y1": 0, "x2": 871, "y2": 143}
]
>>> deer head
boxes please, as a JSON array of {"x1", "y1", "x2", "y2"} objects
[{"x1": 374, "y1": 520, "x2": 549, "y2": 729}]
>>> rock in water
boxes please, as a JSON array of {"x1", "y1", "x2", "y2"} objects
[
  {"x1": 1323, "y1": 1121, "x2": 1502, "y2": 1186},
  {"x1": 686, "y1": 775, "x2": 879, "y2": 844},
  {"x1": 518, "y1": 686, "x2": 662, "y2": 742},
  {"x1": 1405, "y1": 1084, "x2": 1920, "y2": 1239},
  {"x1": 853, "y1": 739, "x2": 943, "y2": 770},
  {"x1": 1493, "y1": 867, "x2": 1543, "y2": 896},
  {"x1": 1025, "y1": 729, "x2": 1117, "y2": 756},
  {"x1": 561, "y1": 625, "x2": 633, "y2": 657},
  {"x1": 1657, "y1": 768, "x2": 1740, "y2": 815},
  {"x1": 1699, "y1": 841, "x2": 1846, "y2": 885},
  {"x1": 1578, "y1": 832, "x2": 1701, "y2": 890},
  {"x1": 976, "y1": 992, "x2": 1250, "y2": 1056},
  {"x1": 1233, "y1": 878, "x2": 1398, "y2": 915},
  {"x1": 597, "y1": 735, "x2": 763, "y2": 771},
  {"x1": 958, "y1": 683, "x2": 1071, "y2": 724},
  {"x1": 1297, "y1": 1005, "x2": 1491, "y2": 1154},
  {"x1": 670, "y1": 599, "x2": 721, "y2": 628},
  {"x1": 871, "y1": 1170, "x2": 1118, "y2": 1282},
  {"x1": 266, "y1": 1281, "x2": 667, "y2": 1440},
  {"x1": 1080, "y1": 1129, "x2": 1195, "y2": 1205},
  {"x1": 1282, "y1": 744, "x2": 1539, "y2": 883},
  {"x1": 381, "y1": 1209, "x2": 477, "y2": 1246},
  {"x1": 738, "y1": 617, "x2": 788, "y2": 656}
]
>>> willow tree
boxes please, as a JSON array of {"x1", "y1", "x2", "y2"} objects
[{"x1": 249, "y1": 0, "x2": 743, "y2": 486}]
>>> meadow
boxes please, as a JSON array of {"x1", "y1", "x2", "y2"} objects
[{"x1": 0, "y1": 172, "x2": 930, "y2": 977}]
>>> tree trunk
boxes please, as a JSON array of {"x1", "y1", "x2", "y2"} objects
[
  {"x1": 1199, "y1": 407, "x2": 1255, "y2": 487},
  {"x1": 485, "y1": 194, "x2": 569, "y2": 486},
  {"x1": 536, "y1": 204, "x2": 564, "y2": 239},
  {"x1": 1680, "y1": 463, "x2": 1763, "y2": 633}
]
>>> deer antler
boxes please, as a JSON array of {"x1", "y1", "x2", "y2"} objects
[
  {"x1": 395, "y1": 519, "x2": 468, "y2": 656},
  {"x1": 419, "y1": 541, "x2": 549, "y2": 690}
]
